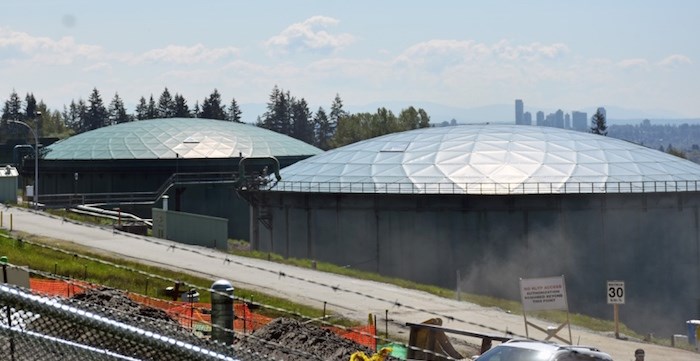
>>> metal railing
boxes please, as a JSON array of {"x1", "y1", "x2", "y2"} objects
[
  {"x1": 263, "y1": 179, "x2": 700, "y2": 195},
  {"x1": 38, "y1": 172, "x2": 239, "y2": 209}
]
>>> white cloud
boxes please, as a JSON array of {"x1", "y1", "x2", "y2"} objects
[
  {"x1": 83, "y1": 62, "x2": 112, "y2": 72},
  {"x1": 130, "y1": 44, "x2": 239, "y2": 65},
  {"x1": 393, "y1": 39, "x2": 569, "y2": 72},
  {"x1": 617, "y1": 58, "x2": 649, "y2": 70},
  {"x1": 0, "y1": 27, "x2": 103, "y2": 65},
  {"x1": 264, "y1": 16, "x2": 354, "y2": 55},
  {"x1": 658, "y1": 54, "x2": 692, "y2": 67}
]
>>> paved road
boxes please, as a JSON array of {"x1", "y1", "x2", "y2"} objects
[{"x1": 1, "y1": 206, "x2": 697, "y2": 360}]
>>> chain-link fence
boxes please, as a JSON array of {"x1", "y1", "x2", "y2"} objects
[{"x1": 0, "y1": 283, "x2": 269, "y2": 361}]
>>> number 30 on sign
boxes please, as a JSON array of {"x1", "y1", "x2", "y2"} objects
[{"x1": 607, "y1": 281, "x2": 625, "y2": 304}]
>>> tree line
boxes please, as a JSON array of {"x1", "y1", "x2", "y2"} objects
[{"x1": 0, "y1": 87, "x2": 430, "y2": 151}]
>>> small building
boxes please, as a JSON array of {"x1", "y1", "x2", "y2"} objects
[{"x1": 0, "y1": 165, "x2": 18, "y2": 204}]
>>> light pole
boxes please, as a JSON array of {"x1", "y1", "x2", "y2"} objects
[{"x1": 9, "y1": 112, "x2": 40, "y2": 209}]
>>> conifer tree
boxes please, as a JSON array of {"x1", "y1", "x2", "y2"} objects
[
  {"x1": 1, "y1": 90, "x2": 23, "y2": 121},
  {"x1": 201, "y1": 89, "x2": 226, "y2": 120},
  {"x1": 157, "y1": 88, "x2": 176, "y2": 118},
  {"x1": 291, "y1": 98, "x2": 314, "y2": 144},
  {"x1": 135, "y1": 97, "x2": 148, "y2": 120},
  {"x1": 24, "y1": 93, "x2": 37, "y2": 122},
  {"x1": 146, "y1": 95, "x2": 158, "y2": 119},
  {"x1": 63, "y1": 99, "x2": 87, "y2": 133},
  {"x1": 328, "y1": 93, "x2": 345, "y2": 139},
  {"x1": 109, "y1": 93, "x2": 130, "y2": 124},
  {"x1": 258, "y1": 85, "x2": 293, "y2": 135},
  {"x1": 590, "y1": 108, "x2": 608, "y2": 136},
  {"x1": 173, "y1": 93, "x2": 191, "y2": 118},
  {"x1": 313, "y1": 107, "x2": 331, "y2": 150},
  {"x1": 85, "y1": 88, "x2": 108, "y2": 131},
  {"x1": 226, "y1": 97, "x2": 242, "y2": 122}
]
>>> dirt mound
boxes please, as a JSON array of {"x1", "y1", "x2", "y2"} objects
[
  {"x1": 235, "y1": 317, "x2": 386, "y2": 361},
  {"x1": 72, "y1": 287, "x2": 175, "y2": 323},
  {"x1": 27, "y1": 287, "x2": 386, "y2": 360}
]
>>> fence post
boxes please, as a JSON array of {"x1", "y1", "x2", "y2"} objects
[{"x1": 211, "y1": 279, "x2": 234, "y2": 345}]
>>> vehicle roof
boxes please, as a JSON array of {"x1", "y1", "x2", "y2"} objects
[{"x1": 495, "y1": 340, "x2": 612, "y2": 360}]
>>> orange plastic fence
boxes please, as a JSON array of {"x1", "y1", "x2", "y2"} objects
[
  {"x1": 29, "y1": 278, "x2": 92, "y2": 297},
  {"x1": 329, "y1": 324, "x2": 377, "y2": 350},
  {"x1": 29, "y1": 278, "x2": 375, "y2": 348}
]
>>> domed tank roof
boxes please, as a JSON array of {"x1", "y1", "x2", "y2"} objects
[
  {"x1": 272, "y1": 124, "x2": 700, "y2": 194},
  {"x1": 45, "y1": 118, "x2": 322, "y2": 160}
]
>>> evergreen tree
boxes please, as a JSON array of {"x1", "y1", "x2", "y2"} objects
[
  {"x1": 226, "y1": 97, "x2": 242, "y2": 122},
  {"x1": 590, "y1": 108, "x2": 607, "y2": 136},
  {"x1": 84, "y1": 88, "x2": 108, "y2": 131},
  {"x1": 135, "y1": 97, "x2": 148, "y2": 120},
  {"x1": 108, "y1": 93, "x2": 130, "y2": 124},
  {"x1": 1, "y1": 90, "x2": 23, "y2": 121},
  {"x1": 157, "y1": 87, "x2": 176, "y2": 118},
  {"x1": 328, "y1": 93, "x2": 345, "y2": 140},
  {"x1": 63, "y1": 99, "x2": 87, "y2": 133},
  {"x1": 193, "y1": 101, "x2": 200, "y2": 118},
  {"x1": 201, "y1": 89, "x2": 226, "y2": 120},
  {"x1": 258, "y1": 86, "x2": 293, "y2": 135},
  {"x1": 39, "y1": 101, "x2": 69, "y2": 138},
  {"x1": 1, "y1": 91, "x2": 23, "y2": 142},
  {"x1": 24, "y1": 93, "x2": 37, "y2": 122},
  {"x1": 173, "y1": 93, "x2": 191, "y2": 118},
  {"x1": 257, "y1": 86, "x2": 280, "y2": 130},
  {"x1": 313, "y1": 107, "x2": 331, "y2": 150},
  {"x1": 291, "y1": 98, "x2": 314, "y2": 144},
  {"x1": 146, "y1": 95, "x2": 158, "y2": 119}
]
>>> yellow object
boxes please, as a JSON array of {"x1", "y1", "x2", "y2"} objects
[{"x1": 349, "y1": 347, "x2": 393, "y2": 361}]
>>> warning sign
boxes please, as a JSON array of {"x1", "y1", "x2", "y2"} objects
[{"x1": 520, "y1": 276, "x2": 568, "y2": 312}]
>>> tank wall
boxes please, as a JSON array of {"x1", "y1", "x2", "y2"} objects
[
  {"x1": 255, "y1": 191, "x2": 700, "y2": 336},
  {"x1": 173, "y1": 183, "x2": 250, "y2": 241}
]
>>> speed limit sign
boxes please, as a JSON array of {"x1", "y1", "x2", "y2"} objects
[{"x1": 607, "y1": 281, "x2": 625, "y2": 304}]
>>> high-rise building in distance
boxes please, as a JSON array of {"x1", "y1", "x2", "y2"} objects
[
  {"x1": 515, "y1": 99, "x2": 524, "y2": 125},
  {"x1": 572, "y1": 111, "x2": 588, "y2": 131}
]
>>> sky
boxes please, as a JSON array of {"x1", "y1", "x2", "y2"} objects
[{"x1": 1, "y1": 1, "x2": 698, "y2": 122}]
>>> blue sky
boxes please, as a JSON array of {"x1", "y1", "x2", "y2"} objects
[{"x1": 1, "y1": 1, "x2": 698, "y2": 122}]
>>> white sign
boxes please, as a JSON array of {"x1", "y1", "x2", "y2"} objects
[
  {"x1": 520, "y1": 276, "x2": 568, "y2": 312},
  {"x1": 607, "y1": 280, "x2": 625, "y2": 304}
]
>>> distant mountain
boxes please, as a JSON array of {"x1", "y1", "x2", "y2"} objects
[{"x1": 238, "y1": 100, "x2": 697, "y2": 126}]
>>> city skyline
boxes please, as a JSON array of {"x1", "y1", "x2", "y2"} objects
[
  {"x1": 1, "y1": 1, "x2": 698, "y2": 122},
  {"x1": 515, "y1": 98, "x2": 596, "y2": 131}
]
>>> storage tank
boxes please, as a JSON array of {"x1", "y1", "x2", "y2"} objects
[{"x1": 251, "y1": 124, "x2": 700, "y2": 337}]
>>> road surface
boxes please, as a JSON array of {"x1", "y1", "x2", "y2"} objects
[{"x1": 1, "y1": 206, "x2": 697, "y2": 360}]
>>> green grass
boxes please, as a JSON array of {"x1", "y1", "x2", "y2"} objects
[
  {"x1": 46, "y1": 208, "x2": 128, "y2": 227},
  {"x1": 0, "y1": 230, "x2": 352, "y2": 326}
]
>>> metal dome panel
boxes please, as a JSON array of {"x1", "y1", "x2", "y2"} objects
[
  {"x1": 45, "y1": 118, "x2": 322, "y2": 160},
  {"x1": 272, "y1": 124, "x2": 700, "y2": 194}
]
